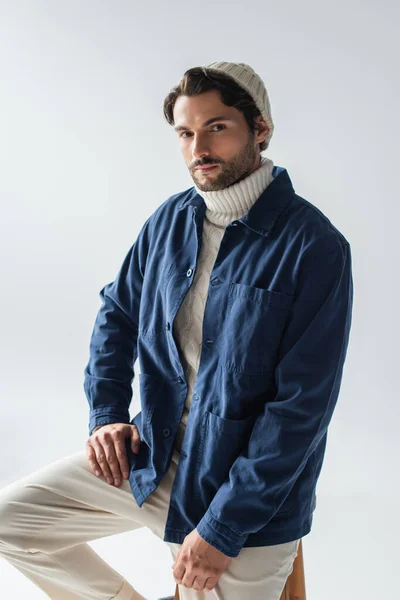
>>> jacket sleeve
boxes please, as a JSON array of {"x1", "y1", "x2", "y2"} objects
[
  {"x1": 196, "y1": 233, "x2": 354, "y2": 557},
  {"x1": 83, "y1": 215, "x2": 153, "y2": 437}
]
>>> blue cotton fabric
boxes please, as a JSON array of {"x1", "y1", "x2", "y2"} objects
[{"x1": 83, "y1": 165, "x2": 353, "y2": 558}]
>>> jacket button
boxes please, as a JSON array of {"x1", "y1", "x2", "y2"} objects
[
  {"x1": 177, "y1": 376, "x2": 184, "y2": 384},
  {"x1": 211, "y1": 277, "x2": 221, "y2": 285},
  {"x1": 163, "y1": 428, "x2": 171, "y2": 437},
  {"x1": 166, "y1": 321, "x2": 170, "y2": 330},
  {"x1": 186, "y1": 268, "x2": 193, "y2": 277}
]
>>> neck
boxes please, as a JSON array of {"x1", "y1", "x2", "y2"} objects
[{"x1": 194, "y1": 155, "x2": 275, "y2": 227}]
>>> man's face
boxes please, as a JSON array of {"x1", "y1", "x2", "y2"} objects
[{"x1": 173, "y1": 90, "x2": 269, "y2": 191}]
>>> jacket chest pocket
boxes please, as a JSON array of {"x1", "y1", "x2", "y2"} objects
[{"x1": 221, "y1": 282, "x2": 294, "y2": 374}]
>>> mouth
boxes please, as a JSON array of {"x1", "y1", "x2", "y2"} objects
[{"x1": 195, "y1": 165, "x2": 218, "y2": 172}]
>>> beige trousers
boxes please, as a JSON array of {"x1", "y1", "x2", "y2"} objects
[{"x1": 0, "y1": 447, "x2": 300, "y2": 600}]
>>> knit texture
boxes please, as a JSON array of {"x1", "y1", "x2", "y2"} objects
[
  {"x1": 203, "y1": 61, "x2": 274, "y2": 150},
  {"x1": 173, "y1": 156, "x2": 275, "y2": 451}
]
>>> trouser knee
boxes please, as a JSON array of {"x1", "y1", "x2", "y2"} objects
[{"x1": 0, "y1": 487, "x2": 37, "y2": 553}]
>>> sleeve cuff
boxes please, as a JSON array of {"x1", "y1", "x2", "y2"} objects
[
  {"x1": 89, "y1": 410, "x2": 130, "y2": 437},
  {"x1": 196, "y1": 510, "x2": 248, "y2": 558}
]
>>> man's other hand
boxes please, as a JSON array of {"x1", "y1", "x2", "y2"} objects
[
  {"x1": 172, "y1": 528, "x2": 232, "y2": 591},
  {"x1": 86, "y1": 423, "x2": 141, "y2": 486}
]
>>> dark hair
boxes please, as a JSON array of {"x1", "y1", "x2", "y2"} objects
[{"x1": 163, "y1": 67, "x2": 268, "y2": 152}]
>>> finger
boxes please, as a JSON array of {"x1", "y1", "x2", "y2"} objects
[
  {"x1": 191, "y1": 576, "x2": 207, "y2": 592},
  {"x1": 112, "y1": 432, "x2": 130, "y2": 481},
  {"x1": 101, "y1": 435, "x2": 123, "y2": 485},
  {"x1": 173, "y1": 560, "x2": 186, "y2": 583},
  {"x1": 85, "y1": 442, "x2": 102, "y2": 476},
  {"x1": 92, "y1": 439, "x2": 114, "y2": 484},
  {"x1": 130, "y1": 425, "x2": 141, "y2": 454},
  {"x1": 181, "y1": 571, "x2": 196, "y2": 589},
  {"x1": 204, "y1": 575, "x2": 219, "y2": 591}
]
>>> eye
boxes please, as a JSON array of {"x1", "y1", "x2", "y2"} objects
[{"x1": 179, "y1": 124, "x2": 226, "y2": 138}]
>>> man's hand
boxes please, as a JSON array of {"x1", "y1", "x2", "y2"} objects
[
  {"x1": 86, "y1": 423, "x2": 141, "y2": 487},
  {"x1": 172, "y1": 528, "x2": 232, "y2": 592}
]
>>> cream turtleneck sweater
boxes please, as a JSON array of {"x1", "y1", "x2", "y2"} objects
[{"x1": 173, "y1": 155, "x2": 275, "y2": 452}]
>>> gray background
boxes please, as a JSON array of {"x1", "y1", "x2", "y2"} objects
[{"x1": 1, "y1": 1, "x2": 399, "y2": 598}]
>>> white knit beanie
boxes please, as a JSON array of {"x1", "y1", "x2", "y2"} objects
[{"x1": 202, "y1": 61, "x2": 274, "y2": 150}]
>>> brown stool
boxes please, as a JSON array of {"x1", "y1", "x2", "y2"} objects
[
  {"x1": 279, "y1": 539, "x2": 306, "y2": 600},
  {"x1": 173, "y1": 539, "x2": 306, "y2": 599}
]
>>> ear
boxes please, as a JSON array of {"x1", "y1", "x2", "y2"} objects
[{"x1": 254, "y1": 115, "x2": 269, "y2": 144}]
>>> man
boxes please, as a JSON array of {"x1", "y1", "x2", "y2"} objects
[{"x1": 0, "y1": 62, "x2": 353, "y2": 600}]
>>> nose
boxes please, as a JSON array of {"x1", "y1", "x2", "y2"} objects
[{"x1": 190, "y1": 135, "x2": 212, "y2": 164}]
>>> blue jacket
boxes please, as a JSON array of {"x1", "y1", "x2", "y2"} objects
[{"x1": 83, "y1": 165, "x2": 353, "y2": 558}]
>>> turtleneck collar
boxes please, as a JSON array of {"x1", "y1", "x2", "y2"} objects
[{"x1": 194, "y1": 155, "x2": 275, "y2": 227}]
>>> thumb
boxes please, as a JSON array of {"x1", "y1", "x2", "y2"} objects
[
  {"x1": 130, "y1": 425, "x2": 140, "y2": 454},
  {"x1": 172, "y1": 547, "x2": 181, "y2": 568}
]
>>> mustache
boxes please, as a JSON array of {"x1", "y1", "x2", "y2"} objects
[{"x1": 193, "y1": 162, "x2": 219, "y2": 168}]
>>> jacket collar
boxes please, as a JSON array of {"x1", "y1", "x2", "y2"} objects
[{"x1": 177, "y1": 166, "x2": 295, "y2": 238}]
